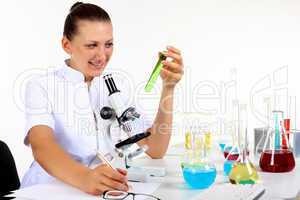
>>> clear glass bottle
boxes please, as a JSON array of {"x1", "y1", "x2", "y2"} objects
[{"x1": 228, "y1": 104, "x2": 259, "y2": 184}]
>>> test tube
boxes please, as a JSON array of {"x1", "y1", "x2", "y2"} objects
[{"x1": 144, "y1": 51, "x2": 167, "y2": 92}]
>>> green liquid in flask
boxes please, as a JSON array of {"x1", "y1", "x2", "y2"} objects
[{"x1": 229, "y1": 162, "x2": 259, "y2": 184}]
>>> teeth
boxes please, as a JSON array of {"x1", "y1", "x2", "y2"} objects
[{"x1": 89, "y1": 61, "x2": 102, "y2": 68}]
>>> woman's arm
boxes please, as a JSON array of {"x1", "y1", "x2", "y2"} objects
[
  {"x1": 139, "y1": 46, "x2": 184, "y2": 158},
  {"x1": 28, "y1": 125, "x2": 128, "y2": 195}
]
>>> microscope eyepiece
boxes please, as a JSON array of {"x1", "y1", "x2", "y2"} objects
[{"x1": 103, "y1": 74, "x2": 120, "y2": 95}]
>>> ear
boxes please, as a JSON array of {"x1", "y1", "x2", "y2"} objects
[{"x1": 61, "y1": 36, "x2": 72, "y2": 55}]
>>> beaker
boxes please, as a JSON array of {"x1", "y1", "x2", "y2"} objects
[
  {"x1": 228, "y1": 104, "x2": 259, "y2": 184},
  {"x1": 259, "y1": 110, "x2": 295, "y2": 172},
  {"x1": 181, "y1": 126, "x2": 216, "y2": 189}
]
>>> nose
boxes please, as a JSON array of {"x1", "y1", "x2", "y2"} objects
[{"x1": 96, "y1": 46, "x2": 106, "y2": 61}]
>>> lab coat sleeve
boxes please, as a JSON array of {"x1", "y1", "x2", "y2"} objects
[{"x1": 24, "y1": 80, "x2": 55, "y2": 145}]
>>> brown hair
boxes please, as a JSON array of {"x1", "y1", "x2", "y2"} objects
[{"x1": 63, "y1": 2, "x2": 111, "y2": 40}]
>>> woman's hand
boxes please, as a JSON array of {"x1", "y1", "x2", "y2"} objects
[
  {"x1": 80, "y1": 164, "x2": 128, "y2": 196},
  {"x1": 160, "y1": 46, "x2": 184, "y2": 89}
]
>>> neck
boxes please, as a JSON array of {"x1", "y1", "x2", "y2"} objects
[
  {"x1": 86, "y1": 80, "x2": 92, "y2": 88},
  {"x1": 67, "y1": 59, "x2": 93, "y2": 83}
]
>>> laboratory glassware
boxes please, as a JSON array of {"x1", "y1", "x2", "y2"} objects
[
  {"x1": 259, "y1": 110, "x2": 295, "y2": 173},
  {"x1": 228, "y1": 104, "x2": 259, "y2": 184},
  {"x1": 181, "y1": 126, "x2": 216, "y2": 189}
]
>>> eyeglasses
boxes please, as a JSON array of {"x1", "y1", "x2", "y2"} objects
[{"x1": 102, "y1": 190, "x2": 161, "y2": 200}]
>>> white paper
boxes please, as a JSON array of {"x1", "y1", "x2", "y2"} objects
[{"x1": 8, "y1": 180, "x2": 161, "y2": 200}]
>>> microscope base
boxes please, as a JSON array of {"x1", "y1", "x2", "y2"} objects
[
  {"x1": 127, "y1": 166, "x2": 166, "y2": 182},
  {"x1": 127, "y1": 170, "x2": 149, "y2": 182}
]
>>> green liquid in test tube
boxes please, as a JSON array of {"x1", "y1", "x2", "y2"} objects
[{"x1": 144, "y1": 51, "x2": 167, "y2": 92}]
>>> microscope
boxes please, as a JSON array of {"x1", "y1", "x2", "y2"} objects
[{"x1": 99, "y1": 74, "x2": 166, "y2": 181}]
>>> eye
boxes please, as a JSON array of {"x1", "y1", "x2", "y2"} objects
[
  {"x1": 86, "y1": 43, "x2": 97, "y2": 49},
  {"x1": 105, "y1": 42, "x2": 113, "y2": 48}
]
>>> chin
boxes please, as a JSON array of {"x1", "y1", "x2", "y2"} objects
[{"x1": 90, "y1": 69, "x2": 104, "y2": 78}]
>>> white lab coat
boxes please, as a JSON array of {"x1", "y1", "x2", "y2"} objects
[{"x1": 21, "y1": 60, "x2": 152, "y2": 187}]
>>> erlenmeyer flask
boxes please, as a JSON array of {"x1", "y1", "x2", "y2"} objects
[
  {"x1": 259, "y1": 110, "x2": 295, "y2": 172},
  {"x1": 223, "y1": 100, "x2": 248, "y2": 176},
  {"x1": 228, "y1": 104, "x2": 259, "y2": 184}
]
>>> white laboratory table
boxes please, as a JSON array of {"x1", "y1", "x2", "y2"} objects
[
  {"x1": 133, "y1": 154, "x2": 300, "y2": 200},
  {"x1": 145, "y1": 144, "x2": 300, "y2": 200},
  {"x1": 10, "y1": 145, "x2": 300, "y2": 200}
]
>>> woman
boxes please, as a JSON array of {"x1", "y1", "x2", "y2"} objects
[{"x1": 22, "y1": 2, "x2": 183, "y2": 195}]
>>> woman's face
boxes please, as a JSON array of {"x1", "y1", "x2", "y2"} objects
[{"x1": 62, "y1": 20, "x2": 113, "y2": 82}]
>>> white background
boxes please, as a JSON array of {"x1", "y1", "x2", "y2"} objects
[{"x1": 1, "y1": 0, "x2": 300, "y2": 179}]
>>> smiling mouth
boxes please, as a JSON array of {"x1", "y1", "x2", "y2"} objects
[{"x1": 88, "y1": 60, "x2": 103, "y2": 69}]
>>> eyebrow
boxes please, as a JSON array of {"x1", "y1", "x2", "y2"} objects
[{"x1": 87, "y1": 39, "x2": 113, "y2": 43}]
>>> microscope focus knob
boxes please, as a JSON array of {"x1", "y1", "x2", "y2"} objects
[{"x1": 100, "y1": 106, "x2": 115, "y2": 120}]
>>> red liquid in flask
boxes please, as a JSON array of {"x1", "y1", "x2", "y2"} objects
[
  {"x1": 259, "y1": 149, "x2": 295, "y2": 172},
  {"x1": 223, "y1": 147, "x2": 249, "y2": 161},
  {"x1": 223, "y1": 151, "x2": 239, "y2": 161}
]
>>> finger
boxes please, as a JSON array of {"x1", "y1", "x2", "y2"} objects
[
  {"x1": 161, "y1": 68, "x2": 183, "y2": 81},
  {"x1": 94, "y1": 184, "x2": 113, "y2": 196},
  {"x1": 116, "y1": 168, "x2": 130, "y2": 189},
  {"x1": 96, "y1": 164, "x2": 127, "y2": 183},
  {"x1": 162, "y1": 61, "x2": 184, "y2": 74},
  {"x1": 100, "y1": 166, "x2": 128, "y2": 183},
  {"x1": 86, "y1": 182, "x2": 112, "y2": 196},
  {"x1": 117, "y1": 168, "x2": 128, "y2": 176},
  {"x1": 166, "y1": 45, "x2": 181, "y2": 55},
  {"x1": 164, "y1": 51, "x2": 183, "y2": 64},
  {"x1": 100, "y1": 175, "x2": 129, "y2": 191}
]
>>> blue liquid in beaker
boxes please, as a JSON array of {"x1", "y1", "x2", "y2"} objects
[
  {"x1": 181, "y1": 163, "x2": 216, "y2": 189},
  {"x1": 223, "y1": 160, "x2": 234, "y2": 176}
]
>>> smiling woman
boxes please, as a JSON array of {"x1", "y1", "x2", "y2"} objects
[
  {"x1": 62, "y1": 2, "x2": 114, "y2": 83},
  {"x1": 21, "y1": 1, "x2": 183, "y2": 196}
]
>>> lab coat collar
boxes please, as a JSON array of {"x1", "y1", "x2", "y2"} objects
[
  {"x1": 61, "y1": 59, "x2": 85, "y2": 83},
  {"x1": 61, "y1": 59, "x2": 104, "y2": 84}
]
